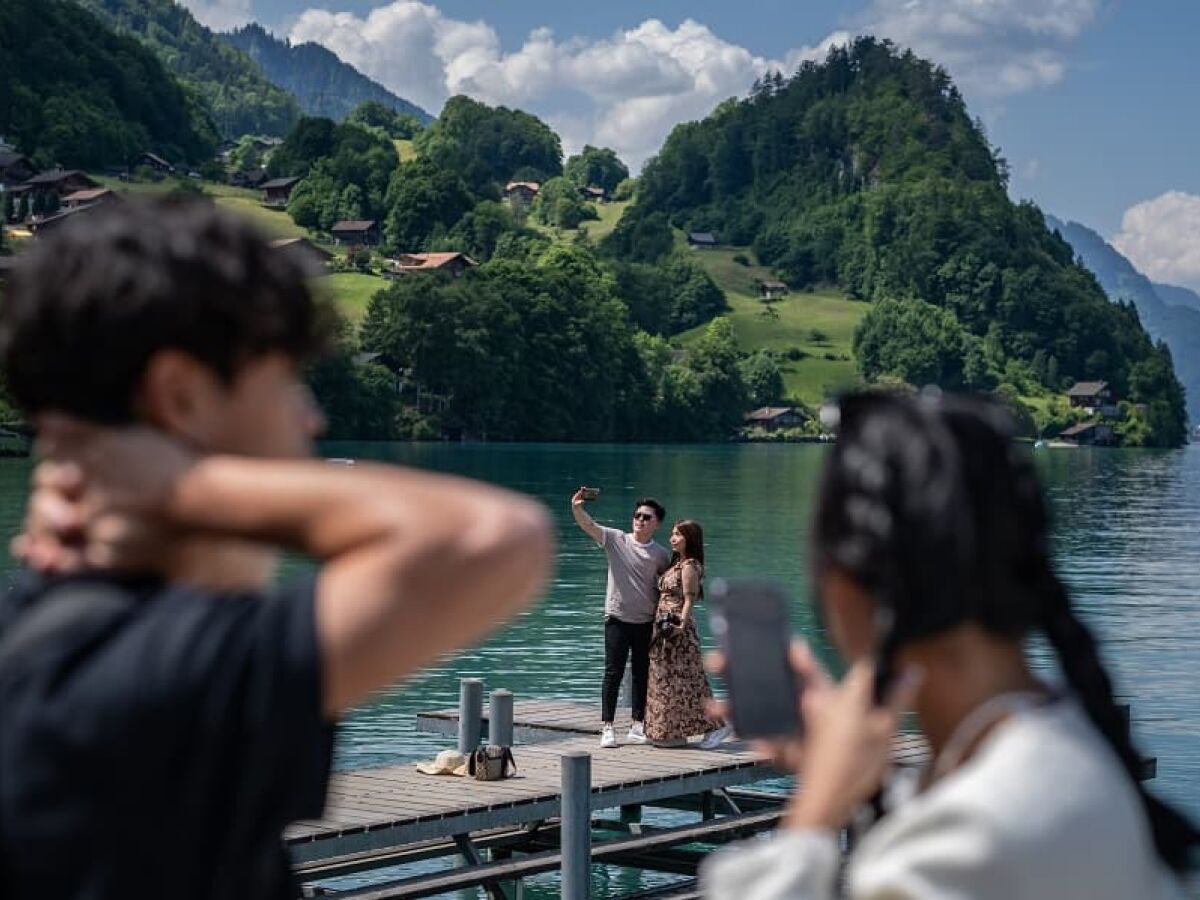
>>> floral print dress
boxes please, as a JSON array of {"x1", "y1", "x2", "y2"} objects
[{"x1": 644, "y1": 558, "x2": 721, "y2": 742}]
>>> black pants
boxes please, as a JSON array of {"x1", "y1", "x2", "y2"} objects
[{"x1": 602, "y1": 616, "x2": 653, "y2": 723}]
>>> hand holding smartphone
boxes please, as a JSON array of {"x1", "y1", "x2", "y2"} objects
[
  {"x1": 578, "y1": 486, "x2": 600, "y2": 502},
  {"x1": 709, "y1": 579, "x2": 802, "y2": 740}
]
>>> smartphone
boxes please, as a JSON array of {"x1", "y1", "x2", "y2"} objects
[
  {"x1": 579, "y1": 486, "x2": 600, "y2": 502},
  {"x1": 709, "y1": 579, "x2": 802, "y2": 739}
]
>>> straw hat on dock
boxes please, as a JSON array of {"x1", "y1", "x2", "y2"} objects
[{"x1": 415, "y1": 749, "x2": 468, "y2": 776}]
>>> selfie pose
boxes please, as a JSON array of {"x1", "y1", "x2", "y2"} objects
[
  {"x1": 571, "y1": 490, "x2": 670, "y2": 748},
  {"x1": 644, "y1": 520, "x2": 728, "y2": 748},
  {"x1": 701, "y1": 393, "x2": 1197, "y2": 899}
]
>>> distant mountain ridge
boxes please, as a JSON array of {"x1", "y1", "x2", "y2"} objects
[
  {"x1": 73, "y1": 0, "x2": 300, "y2": 137},
  {"x1": 1047, "y1": 215, "x2": 1200, "y2": 423},
  {"x1": 221, "y1": 25, "x2": 433, "y2": 126}
]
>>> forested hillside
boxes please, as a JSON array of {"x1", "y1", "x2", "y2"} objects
[
  {"x1": 222, "y1": 25, "x2": 432, "y2": 126},
  {"x1": 74, "y1": 0, "x2": 300, "y2": 137},
  {"x1": 614, "y1": 37, "x2": 1187, "y2": 445},
  {"x1": 0, "y1": 0, "x2": 217, "y2": 167},
  {"x1": 1049, "y1": 216, "x2": 1200, "y2": 423}
]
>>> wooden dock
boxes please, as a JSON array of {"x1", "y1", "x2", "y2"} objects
[{"x1": 287, "y1": 696, "x2": 932, "y2": 898}]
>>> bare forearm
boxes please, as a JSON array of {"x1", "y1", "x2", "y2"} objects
[{"x1": 571, "y1": 501, "x2": 602, "y2": 543}]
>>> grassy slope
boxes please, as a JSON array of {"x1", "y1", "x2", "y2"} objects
[
  {"x1": 322, "y1": 273, "x2": 384, "y2": 325},
  {"x1": 91, "y1": 176, "x2": 385, "y2": 319},
  {"x1": 678, "y1": 246, "x2": 866, "y2": 408},
  {"x1": 394, "y1": 139, "x2": 416, "y2": 162}
]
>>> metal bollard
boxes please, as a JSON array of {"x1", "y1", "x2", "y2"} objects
[
  {"x1": 560, "y1": 751, "x2": 592, "y2": 900},
  {"x1": 457, "y1": 678, "x2": 483, "y2": 754},
  {"x1": 490, "y1": 689, "x2": 514, "y2": 747}
]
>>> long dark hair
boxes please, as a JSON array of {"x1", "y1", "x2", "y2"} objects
[
  {"x1": 813, "y1": 391, "x2": 1198, "y2": 872},
  {"x1": 670, "y1": 519, "x2": 705, "y2": 567}
]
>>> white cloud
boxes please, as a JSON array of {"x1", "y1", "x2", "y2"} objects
[
  {"x1": 850, "y1": 0, "x2": 1102, "y2": 97},
  {"x1": 290, "y1": 4, "x2": 799, "y2": 168},
  {"x1": 287, "y1": 0, "x2": 1100, "y2": 170},
  {"x1": 1112, "y1": 192, "x2": 1200, "y2": 294},
  {"x1": 180, "y1": 0, "x2": 253, "y2": 30}
]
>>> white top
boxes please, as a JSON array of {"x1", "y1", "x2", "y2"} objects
[{"x1": 700, "y1": 700, "x2": 1189, "y2": 899}]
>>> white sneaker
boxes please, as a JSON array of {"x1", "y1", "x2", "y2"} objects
[
  {"x1": 698, "y1": 724, "x2": 732, "y2": 750},
  {"x1": 626, "y1": 722, "x2": 648, "y2": 744},
  {"x1": 600, "y1": 724, "x2": 617, "y2": 748}
]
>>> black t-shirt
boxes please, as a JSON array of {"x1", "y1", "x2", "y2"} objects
[{"x1": 0, "y1": 572, "x2": 335, "y2": 899}]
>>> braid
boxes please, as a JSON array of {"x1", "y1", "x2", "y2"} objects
[{"x1": 1039, "y1": 568, "x2": 1199, "y2": 872}]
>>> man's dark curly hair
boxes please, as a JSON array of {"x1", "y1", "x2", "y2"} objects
[{"x1": 0, "y1": 194, "x2": 334, "y2": 424}]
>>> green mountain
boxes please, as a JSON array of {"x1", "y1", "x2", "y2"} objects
[
  {"x1": 73, "y1": 0, "x2": 300, "y2": 138},
  {"x1": 0, "y1": 0, "x2": 217, "y2": 167},
  {"x1": 221, "y1": 24, "x2": 433, "y2": 126},
  {"x1": 612, "y1": 37, "x2": 1187, "y2": 445},
  {"x1": 1047, "y1": 215, "x2": 1200, "y2": 424}
]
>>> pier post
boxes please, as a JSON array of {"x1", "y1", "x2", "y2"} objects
[
  {"x1": 457, "y1": 678, "x2": 484, "y2": 754},
  {"x1": 560, "y1": 751, "x2": 592, "y2": 900},
  {"x1": 490, "y1": 689, "x2": 514, "y2": 747}
]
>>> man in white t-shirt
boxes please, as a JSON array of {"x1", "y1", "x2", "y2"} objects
[{"x1": 571, "y1": 491, "x2": 671, "y2": 748}]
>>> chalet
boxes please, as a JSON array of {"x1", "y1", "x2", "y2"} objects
[
  {"x1": 385, "y1": 252, "x2": 478, "y2": 279},
  {"x1": 1067, "y1": 381, "x2": 1115, "y2": 413},
  {"x1": 132, "y1": 152, "x2": 174, "y2": 175},
  {"x1": 23, "y1": 170, "x2": 98, "y2": 197},
  {"x1": 61, "y1": 188, "x2": 117, "y2": 209},
  {"x1": 504, "y1": 181, "x2": 540, "y2": 205},
  {"x1": 760, "y1": 280, "x2": 788, "y2": 300},
  {"x1": 0, "y1": 150, "x2": 35, "y2": 187},
  {"x1": 745, "y1": 406, "x2": 805, "y2": 431},
  {"x1": 579, "y1": 185, "x2": 607, "y2": 202},
  {"x1": 261, "y1": 176, "x2": 302, "y2": 208},
  {"x1": 330, "y1": 220, "x2": 381, "y2": 246},
  {"x1": 269, "y1": 237, "x2": 334, "y2": 271},
  {"x1": 230, "y1": 170, "x2": 269, "y2": 189},
  {"x1": 1059, "y1": 422, "x2": 1115, "y2": 447},
  {"x1": 687, "y1": 231, "x2": 719, "y2": 249}
]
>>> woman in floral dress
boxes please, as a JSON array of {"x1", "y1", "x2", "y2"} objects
[{"x1": 644, "y1": 520, "x2": 731, "y2": 748}]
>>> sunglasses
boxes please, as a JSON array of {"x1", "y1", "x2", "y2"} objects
[{"x1": 633, "y1": 512, "x2": 657, "y2": 522}]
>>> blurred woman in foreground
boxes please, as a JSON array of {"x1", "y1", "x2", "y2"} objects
[{"x1": 701, "y1": 392, "x2": 1197, "y2": 899}]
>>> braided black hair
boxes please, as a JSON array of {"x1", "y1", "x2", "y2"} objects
[{"x1": 813, "y1": 390, "x2": 1198, "y2": 872}]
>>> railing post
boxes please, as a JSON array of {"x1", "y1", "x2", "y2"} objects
[
  {"x1": 457, "y1": 677, "x2": 483, "y2": 754},
  {"x1": 560, "y1": 751, "x2": 592, "y2": 900},
  {"x1": 490, "y1": 689, "x2": 514, "y2": 746}
]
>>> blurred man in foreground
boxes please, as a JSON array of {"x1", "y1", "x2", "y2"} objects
[{"x1": 0, "y1": 196, "x2": 554, "y2": 899}]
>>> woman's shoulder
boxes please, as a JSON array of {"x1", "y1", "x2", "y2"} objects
[{"x1": 855, "y1": 701, "x2": 1172, "y2": 897}]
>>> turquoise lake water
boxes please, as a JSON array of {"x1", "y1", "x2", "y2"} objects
[{"x1": 2, "y1": 442, "x2": 1197, "y2": 895}]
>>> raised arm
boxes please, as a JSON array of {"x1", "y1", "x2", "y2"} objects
[
  {"x1": 571, "y1": 489, "x2": 604, "y2": 545},
  {"x1": 31, "y1": 420, "x2": 554, "y2": 716}
]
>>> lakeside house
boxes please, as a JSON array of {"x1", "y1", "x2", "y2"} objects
[
  {"x1": 504, "y1": 181, "x2": 540, "y2": 206},
  {"x1": 385, "y1": 252, "x2": 478, "y2": 279},
  {"x1": 330, "y1": 220, "x2": 381, "y2": 247},
  {"x1": 30, "y1": 203, "x2": 102, "y2": 236},
  {"x1": 0, "y1": 150, "x2": 35, "y2": 187},
  {"x1": 687, "y1": 231, "x2": 719, "y2": 249},
  {"x1": 579, "y1": 185, "x2": 607, "y2": 202},
  {"x1": 1059, "y1": 421, "x2": 1116, "y2": 446},
  {"x1": 132, "y1": 152, "x2": 174, "y2": 176},
  {"x1": 261, "y1": 176, "x2": 302, "y2": 208},
  {"x1": 745, "y1": 406, "x2": 805, "y2": 431},
  {"x1": 61, "y1": 188, "x2": 116, "y2": 209},
  {"x1": 760, "y1": 279, "x2": 788, "y2": 300},
  {"x1": 1067, "y1": 380, "x2": 1115, "y2": 414},
  {"x1": 269, "y1": 237, "x2": 333, "y2": 272}
]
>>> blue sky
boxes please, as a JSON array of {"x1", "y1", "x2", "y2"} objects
[{"x1": 191, "y1": 0, "x2": 1200, "y2": 290}]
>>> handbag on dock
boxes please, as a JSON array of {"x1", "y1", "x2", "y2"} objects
[{"x1": 468, "y1": 745, "x2": 517, "y2": 781}]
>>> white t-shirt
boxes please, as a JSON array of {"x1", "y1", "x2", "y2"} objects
[
  {"x1": 598, "y1": 526, "x2": 670, "y2": 623},
  {"x1": 700, "y1": 700, "x2": 1189, "y2": 899}
]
